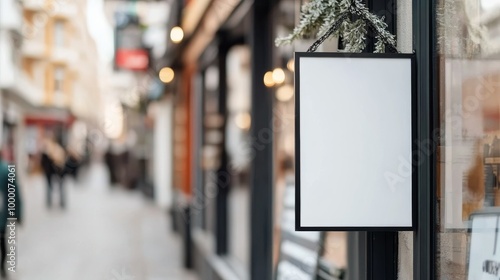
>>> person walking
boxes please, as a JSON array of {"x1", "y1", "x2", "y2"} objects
[
  {"x1": 0, "y1": 159, "x2": 22, "y2": 278},
  {"x1": 41, "y1": 137, "x2": 66, "y2": 209},
  {"x1": 63, "y1": 146, "x2": 82, "y2": 181}
]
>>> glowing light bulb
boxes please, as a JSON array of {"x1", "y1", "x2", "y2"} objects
[
  {"x1": 272, "y1": 68, "x2": 285, "y2": 84},
  {"x1": 276, "y1": 84, "x2": 294, "y2": 102},
  {"x1": 170, "y1": 26, "x2": 184, "y2": 43},
  {"x1": 287, "y1": 59, "x2": 295, "y2": 72},
  {"x1": 235, "y1": 112, "x2": 251, "y2": 130},
  {"x1": 263, "y1": 71, "x2": 275, "y2": 87},
  {"x1": 159, "y1": 67, "x2": 175, "y2": 83}
]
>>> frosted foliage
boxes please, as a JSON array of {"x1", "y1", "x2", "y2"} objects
[{"x1": 275, "y1": 0, "x2": 397, "y2": 53}]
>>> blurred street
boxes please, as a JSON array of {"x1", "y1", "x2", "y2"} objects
[
  {"x1": 15, "y1": 162, "x2": 197, "y2": 280},
  {"x1": 0, "y1": 0, "x2": 497, "y2": 278}
]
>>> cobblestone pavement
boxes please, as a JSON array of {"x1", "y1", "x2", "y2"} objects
[{"x1": 10, "y1": 162, "x2": 197, "y2": 280}]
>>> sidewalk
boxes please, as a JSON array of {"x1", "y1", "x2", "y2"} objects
[{"x1": 13, "y1": 162, "x2": 197, "y2": 280}]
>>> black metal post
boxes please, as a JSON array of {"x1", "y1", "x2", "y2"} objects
[
  {"x1": 250, "y1": 1, "x2": 275, "y2": 279},
  {"x1": 183, "y1": 206, "x2": 193, "y2": 268},
  {"x1": 413, "y1": 0, "x2": 437, "y2": 279},
  {"x1": 192, "y1": 72, "x2": 204, "y2": 230},
  {"x1": 366, "y1": 232, "x2": 398, "y2": 280},
  {"x1": 215, "y1": 32, "x2": 230, "y2": 256},
  {"x1": 364, "y1": 1, "x2": 399, "y2": 279}
]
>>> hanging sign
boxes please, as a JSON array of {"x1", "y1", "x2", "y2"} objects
[
  {"x1": 468, "y1": 209, "x2": 500, "y2": 280},
  {"x1": 295, "y1": 52, "x2": 416, "y2": 231},
  {"x1": 114, "y1": 13, "x2": 149, "y2": 71}
]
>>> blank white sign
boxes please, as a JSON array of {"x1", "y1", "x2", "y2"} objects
[{"x1": 296, "y1": 53, "x2": 414, "y2": 230}]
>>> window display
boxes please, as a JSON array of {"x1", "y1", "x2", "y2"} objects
[
  {"x1": 437, "y1": 0, "x2": 500, "y2": 278},
  {"x1": 226, "y1": 45, "x2": 251, "y2": 270}
]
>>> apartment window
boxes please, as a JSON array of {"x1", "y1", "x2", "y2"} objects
[
  {"x1": 54, "y1": 20, "x2": 65, "y2": 47},
  {"x1": 54, "y1": 67, "x2": 65, "y2": 92}
]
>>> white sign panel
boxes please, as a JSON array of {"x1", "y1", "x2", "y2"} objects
[
  {"x1": 468, "y1": 211, "x2": 500, "y2": 280},
  {"x1": 295, "y1": 52, "x2": 415, "y2": 231}
]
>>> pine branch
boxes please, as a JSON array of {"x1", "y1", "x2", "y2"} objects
[
  {"x1": 317, "y1": 1, "x2": 339, "y2": 37},
  {"x1": 374, "y1": 36, "x2": 386, "y2": 53},
  {"x1": 275, "y1": 0, "x2": 329, "y2": 46},
  {"x1": 276, "y1": 0, "x2": 398, "y2": 53},
  {"x1": 351, "y1": 0, "x2": 397, "y2": 51},
  {"x1": 307, "y1": 13, "x2": 350, "y2": 52},
  {"x1": 342, "y1": 19, "x2": 367, "y2": 52}
]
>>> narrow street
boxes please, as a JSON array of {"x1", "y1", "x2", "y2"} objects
[{"x1": 14, "y1": 162, "x2": 197, "y2": 280}]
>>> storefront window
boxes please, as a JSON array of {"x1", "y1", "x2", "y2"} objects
[
  {"x1": 200, "y1": 65, "x2": 220, "y2": 234},
  {"x1": 226, "y1": 45, "x2": 252, "y2": 271},
  {"x1": 437, "y1": 0, "x2": 500, "y2": 278}
]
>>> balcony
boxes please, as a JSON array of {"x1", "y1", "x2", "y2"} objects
[
  {"x1": 52, "y1": 2, "x2": 77, "y2": 19},
  {"x1": 23, "y1": 0, "x2": 77, "y2": 19},
  {"x1": 51, "y1": 46, "x2": 77, "y2": 65},
  {"x1": 22, "y1": 29, "x2": 45, "y2": 58},
  {"x1": 1, "y1": 65, "x2": 45, "y2": 107},
  {"x1": 15, "y1": 69, "x2": 45, "y2": 106},
  {"x1": 22, "y1": 0, "x2": 46, "y2": 11},
  {"x1": 22, "y1": 40, "x2": 45, "y2": 58}
]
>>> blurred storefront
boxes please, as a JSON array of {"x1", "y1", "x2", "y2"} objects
[{"x1": 163, "y1": 0, "x2": 356, "y2": 279}]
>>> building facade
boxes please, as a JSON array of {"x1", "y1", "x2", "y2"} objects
[{"x1": 0, "y1": 0, "x2": 101, "y2": 175}]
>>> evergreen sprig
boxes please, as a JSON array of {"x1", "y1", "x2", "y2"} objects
[{"x1": 276, "y1": 0, "x2": 397, "y2": 53}]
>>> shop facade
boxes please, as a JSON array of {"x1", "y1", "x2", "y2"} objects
[{"x1": 167, "y1": 0, "x2": 500, "y2": 279}]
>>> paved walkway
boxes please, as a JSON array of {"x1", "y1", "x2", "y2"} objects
[{"x1": 12, "y1": 162, "x2": 197, "y2": 280}]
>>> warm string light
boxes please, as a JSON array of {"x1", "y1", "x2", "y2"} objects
[
  {"x1": 262, "y1": 65, "x2": 294, "y2": 101},
  {"x1": 170, "y1": 26, "x2": 184, "y2": 43},
  {"x1": 235, "y1": 112, "x2": 251, "y2": 130},
  {"x1": 287, "y1": 58, "x2": 295, "y2": 72},
  {"x1": 272, "y1": 68, "x2": 285, "y2": 84},
  {"x1": 276, "y1": 84, "x2": 294, "y2": 102},
  {"x1": 263, "y1": 71, "x2": 275, "y2": 87},
  {"x1": 159, "y1": 67, "x2": 175, "y2": 83}
]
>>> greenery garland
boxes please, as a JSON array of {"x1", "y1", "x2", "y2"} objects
[{"x1": 275, "y1": 0, "x2": 397, "y2": 53}]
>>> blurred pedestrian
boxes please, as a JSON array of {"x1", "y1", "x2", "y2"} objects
[
  {"x1": 41, "y1": 136, "x2": 66, "y2": 209},
  {"x1": 63, "y1": 146, "x2": 82, "y2": 181},
  {"x1": 0, "y1": 159, "x2": 22, "y2": 278}
]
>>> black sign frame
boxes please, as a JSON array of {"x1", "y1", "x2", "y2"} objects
[{"x1": 295, "y1": 52, "x2": 417, "y2": 232}]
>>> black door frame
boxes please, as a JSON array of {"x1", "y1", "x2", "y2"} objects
[{"x1": 413, "y1": 0, "x2": 438, "y2": 279}]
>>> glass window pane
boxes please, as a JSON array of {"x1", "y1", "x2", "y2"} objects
[
  {"x1": 226, "y1": 45, "x2": 251, "y2": 271},
  {"x1": 54, "y1": 20, "x2": 65, "y2": 47},
  {"x1": 54, "y1": 67, "x2": 64, "y2": 92},
  {"x1": 437, "y1": 0, "x2": 500, "y2": 278}
]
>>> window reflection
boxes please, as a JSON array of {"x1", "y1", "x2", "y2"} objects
[{"x1": 437, "y1": 0, "x2": 500, "y2": 278}]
